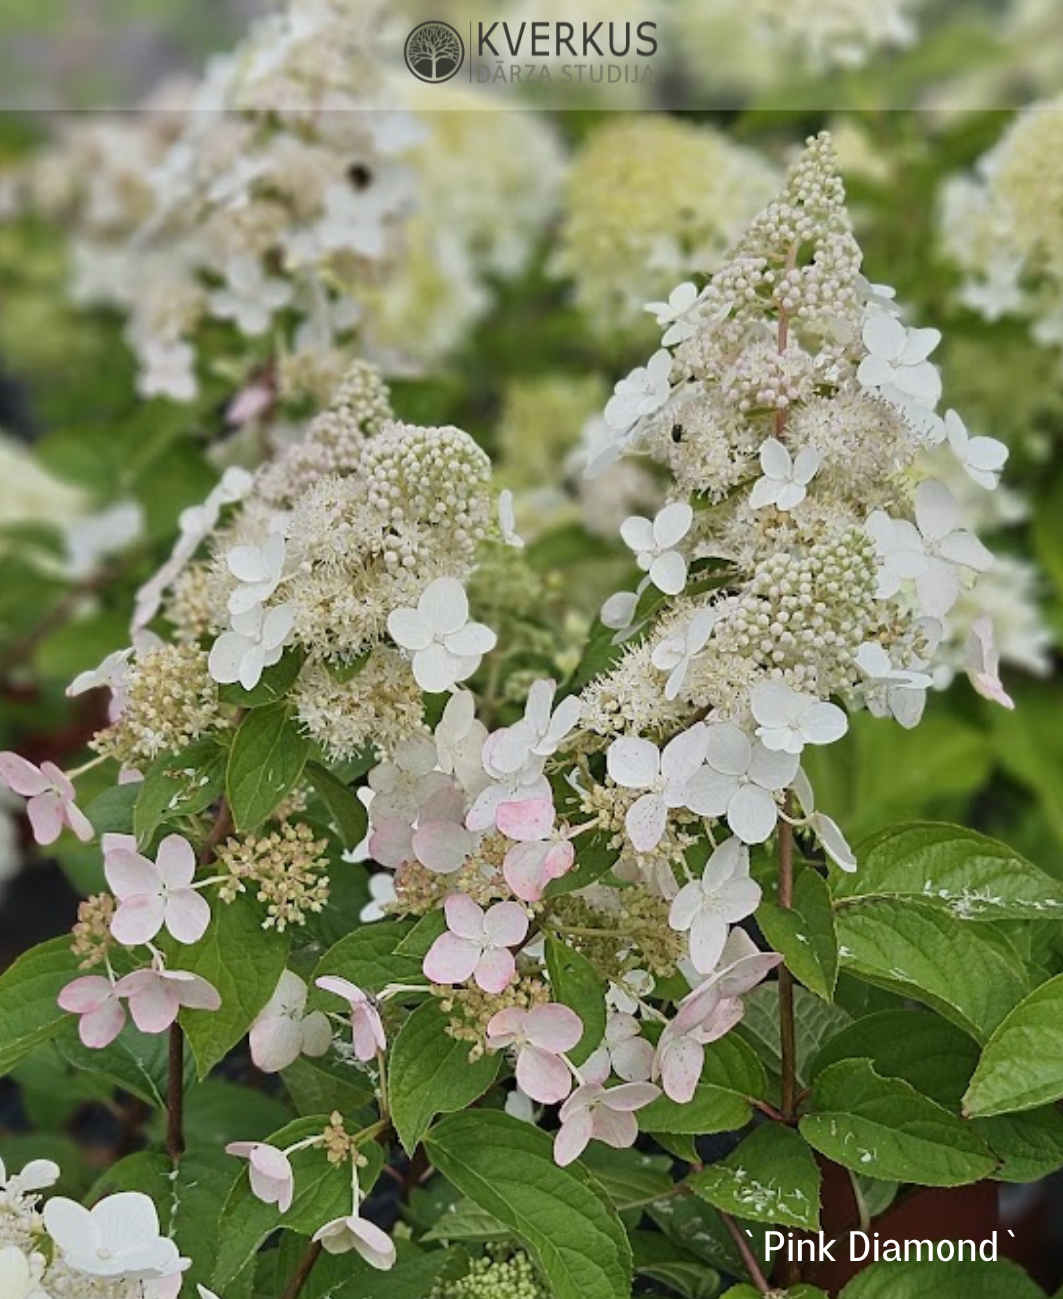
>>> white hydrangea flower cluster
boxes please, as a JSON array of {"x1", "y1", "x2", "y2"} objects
[
  {"x1": 550, "y1": 117, "x2": 779, "y2": 343},
  {"x1": 11, "y1": 0, "x2": 417, "y2": 407},
  {"x1": 0, "y1": 1155, "x2": 186, "y2": 1299},
  {"x1": 668, "y1": 0, "x2": 922, "y2": 91},
  {"x1": 363, "y1": 88, "x2": 566, "y2": 369},
  {"x1": 941, "y1": 99, "x2": 1063, "y2": 353},
  {"x1": 125, "y1": 361, "x2": 498, "y2": 761},
  {"x1": 577, "y1": 132, "x2": 1011, "y2": 876}
]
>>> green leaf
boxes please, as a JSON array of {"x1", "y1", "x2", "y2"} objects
[
  {"x1": 834, "y1": 898, "x2": 1029, "y2": 1041},
  {"x1": 835, "y1": 824, "x2": 1063, "y2": 922},
  {"x1": 134, "y1": 739, "x2": 226, "y2": 844},
  {"x1": 425, "y1": 1111, "x2": 632, "y2": 1299},
  {"x1": 739, "y1": 984, "x2": 852, "y2": 1086},
  {"x1": 90, "y1": 1149, "x2": 238, "y2": 1294},
  {"x1": 0, "y1": 937, "x2": 79, "y2": 1075},
  {"x1": 214, "y1": 1115, "x2": 385, "y2": 1288},
  {"x1": 838, "y1": 1257, "x2": 1045, "y2": 1299},
  {"x1": 809, "y1": 1010, "x2": 980, "y2": 1109},
  {"x1": 395, "y1": 909, "x2": 447, "y2": 960},
  {"x1": 179, "y1": 1079, "x2": 292, "y2": 1152},
  {"x1": 689, "y1": 1123, "x2": 821, "y2": 1230},
  {"x1": 579, "y1": 1147, "x2": 674, "y2": 1211},
  {"x1": 632, "y1": 1230, "x2": 720, "y2": 1299},
  {"x1": 314, "y1": 920, "x2": 425, "y2": 993},
  {"x1": 85, "y1": 782, "x2": 139, "y2": 837},
  {"x1": 178, "y1": 893, "x2": 290, "y2": 1077},
  {"x1": 56, "y1": 1018, "x2": 196, "y2": 1108},
  {"x1": 647, "y1": 1195, "x2": 769, "y2": 1284},
  {"x1": 800, "y1": 1060, "x2": 996, "y2": 1187},
  {"x1": 219, "y1": 647, "x2": 304, "y2": 708},
  {"x1": 389, "y1": 1001, "x2": 501, "y2": 1154},
  {"x1": 226, "y1": 703, "x2": 312, "y2": 832},
  {"x1": 422, "y1": 1200, "x2": 511, "y2": 1244},
  {"x1": 964, "y1": 973, "x2": 1063, "y2": 1117},
  {"x1": 641, "y1": 1035, "x2": 766, "y2": 1135},
  {"x1": 330, "y1": 1245, "x2": 465, "y2": 1298},
  {"x1": 972, "y1": 1107, "x2": 1063, "y2": 1183},
  {"x1": 305, "y1": 762, "x2": 368, "y2": 851},
  {"x1": 282, "y1": 1054, "x2": 375, "y2": 1116},
  {"x1": 546, "y1": 936, "x2": 606, "y2": 1064},
  {"x1": 757, "y1": 867, "x2": 838, "y2": 1001}
]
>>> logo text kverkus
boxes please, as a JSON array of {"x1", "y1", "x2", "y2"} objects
[
  {"x1": 476, "y1": 20, "x2": 657, "y2": 59},
  {"x1": 404, "y1": 21, "x2": 465, "y2": 83}
]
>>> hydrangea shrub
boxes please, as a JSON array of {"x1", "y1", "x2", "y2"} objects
[{"x1": 2, "y1": 133, "x2": 1063, "y2": 1299}]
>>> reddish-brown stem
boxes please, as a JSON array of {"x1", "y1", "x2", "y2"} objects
[
  {"x1": 199, "y1": 797, "x2": 234, "y2": 867},
  {"x1": 721, "y1": 1211, "x2": 771, "y2": 1296},
  {"x1": 777, "y1": 795, "x2": 798, "y2": 1123},
  {"x1": 281, "y1": 1240, "x2": 323, "y2": 1299},
  {"x1": 776, "y1": 797, "x2": 801, "y2": 1286},
  {"x1": 166, "y1": 1024, "x2": 185, "y2": 1164},
  {"x1": 751, "y1": 1096, "x2": 791, "y2": 1125}
]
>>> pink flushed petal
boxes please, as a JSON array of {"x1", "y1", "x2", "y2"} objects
[
  {"x1": 659, "y1": 1035, "x2": 704, "y2": 1103},
  {"x1": 369, "y1": 820, "x2": 414, "y2": 869},
  {"x1": 503, "y1": 842, "x2": 550, "y2": 902},
  {"x1": 26, "y1": 793, "x2": 64, "y2": 846},
  {"x1": 474, "y1": 946, "x2": 517, "y2": 994},
  {"x1": 352, "y1": 1004, "x2": 386, "y2": 1061},
  {"x1": 423, "y1": 932, "x2": 480, "y2": 985},
  {"x1": 483, "y1": 901, "x2": 529, "y2": 949},
  {"x1": 625, "y1": 792, "x2": 667, "y2": 853},
  {"x1": 465, "y1": 783, "x2": 507, "y2": 832},
  {"x1": 127, "y1": 981, "x2": 181, "y2": 1034},
  {"x1": 65, "y1": 802, "x2": 95, "y2": 843},
  {"x1": 59, "y1": 975, "x2": 113, "y2": 1014},
  {"x1": 171, "y1": 973, "x2": 221, "y2": 1011},
  {"x1": 164, "y1": 889, "x2": 212, "y2": 945},
  {"x1": 250, "y1": 1015, "x2": 303, "y2": 1073},
  {"x1": 554, "y1": 1107, "x2": 594, "y2": 1167},
  {"x1": 0, "y1": 752, "x2": 51, "y2": 796},
  {"x1": 225, "y1": 1141, "x2": 257, "y2": 1157},
  {"x1": 612, "y1": 1036, "x2": 655, "y2": 1084},
  {"x1": 485, "y1": 1006, "x2": 526, "y2": 1047},
  {"x1": 156, "y1": 835, "x2": 197, "y2": 887},
  {"x1": 40, "y1": 762, "x2": 76, "y2": 800},
  {"x1": 316, "y1": 976, "x2": 368, "y2": 1007},
  {"x1": 972, "y1": 673, "x2": 1015, "y2": 710},
  {"x1": 110, "y1": 894, "x2": 167, "y2": 946},
  {"x1": 80, "y1": 999, "x2": 127, "y2": 1049},
  {"x1": 590, "y1": 1106, "x2": 639, "y2": 1151},
  {"x1": 250, "y1": 1148, "x2": 294, "y2": 1203},
  {"x1": 516, "y1": 1045, "x2": 573, "y2": 1105},
  {"x1": 694, "y1": 997, "x2": 746, "y2": 1045},
  {"x1": 105, "y1": 848, "x2": 160, "y2": 900},
  {"x1": 412, "y1": 821, "x2": 473, "y2": 874},
  {"x1": 102, "y1": 831, "x2": 137, "y2": 854},
  {"x1": 496, "y1": 798, "x2": 555, "y2": 842},
  {"x1": 600, "y1": 1082, "x2": 659, "y2": 1112},
  {"x1": 443, "y1": 892, "x2": 486, "y2": 941},
  {"x1": 350, "y1": 1216, "x2": 398, "y2": 1271},
  {"x1": 525, "y1": 1003, "x2": 583, "y2": 1054}
]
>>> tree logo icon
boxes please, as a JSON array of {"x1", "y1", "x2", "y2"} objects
[{"x1": 404, "y1": 20, "x2": 465, "y2": 83}]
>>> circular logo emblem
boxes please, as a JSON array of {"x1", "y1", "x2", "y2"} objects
[{"x1": 404, "y1": 20, "x2": 465, "y2": 83}]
